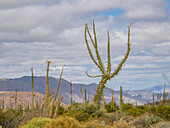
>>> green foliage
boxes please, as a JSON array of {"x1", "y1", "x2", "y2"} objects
[
  {"x1": 65, "y1": 110, "x2": 92, "y2": 122},
  {"x1": 155, "y1": 105, "x2": 170, "y2": 120},
  {"x1": 57, "y1": 106, "x2": 65, "y2": 115},
  {"x1": 0, "y1": 110, "x2": 23, "y2": 128},
  {"x1": 145, "y1": 116, "x2": 163, "y2": 128},
  {"x1": 105, "y1": 102, "x2": 118, "y2": 113},
  {"x1": 95, "y1": 108, "x2": 107, "y2": 117},
  {"x1": 45, "y1": 116, "x2": 82, "y2": 128},
  {"x1": 122, "y1": 103, "x2": 133, "y2": 111},
  {"x1": 22, "y1": 117, "x2": 51, "y2": 128},
  {"x1": 126, "y1": 105, "x2": 146, "y2": 117},
  {"x1": 69, "y1": 102, "x2": 98, "y2": 115}
]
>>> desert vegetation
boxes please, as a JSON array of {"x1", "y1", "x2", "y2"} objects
[{"x1": 0, "y1": 21, "x2": 169, "y2": 128}]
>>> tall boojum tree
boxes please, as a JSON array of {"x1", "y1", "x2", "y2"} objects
[{"x1": 84, "y1": 20, "x2": 132, "y2": 108}]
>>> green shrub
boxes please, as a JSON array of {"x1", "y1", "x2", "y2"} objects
[
  {"x1": 95, "y1": 108, "x2": 107, "y2": 117},
  {"x1": 57, "y1": 106, "x2": 65, "y2": 115},
  {"x1": 126, "y1": 106, "x2": 146, "y2": 117},
  {"x1": 0, "y1": 110, "x2": 23, "y2": 128},
  {"x1": 145, "y1": 116, "x2": 163, "y2": 128},
  {"x1": 122, "y1": 103, "x2": 133, "y2": 111},
  {"x1": 65, "y1": 110, "x2": 92, "y2": 122},
  {"x1": 105, "y1": 102, "x2": 118, "y2": 113},
  {"x1": 22, "y1": 117, "x2": 51, "y2": 128},
  {"x1": 45, "y1": 116, "x2": 82, "y2": 128},
  {"x1": 69, "y1": 102, "x2": 98, "y2": 115},
  {"x1": 155, "y1": 105, "x2": 170, "y2": 120}
]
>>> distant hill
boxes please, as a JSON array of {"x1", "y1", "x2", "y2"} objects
[
  {"x1": 141, "y1": 85, "x2": 170, "y2": 93},
  {"x1": 0, "y1": 76, "x2": 169, "y2": 105}
]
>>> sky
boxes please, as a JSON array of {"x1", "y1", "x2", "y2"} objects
[{"x1": 0, "y1": 0, "x2": 170, "y2": 90}]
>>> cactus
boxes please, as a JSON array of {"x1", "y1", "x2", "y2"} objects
[
  {"x1": 111, "y1": 87, "x2": 114, "y2": 109},
  {"x1": 31, "y1": 67, "x2": 35, "y2": 113},
  {"x1": 84, "y1": 20, "x2": 132, "y2": 108},
  {"x1": 44, "y1": 60, "x2": 51, "y2": 115},
  {"x1": 153, "y1": 91, "x2": 155, "y2": 106},
  {"x1": 120, "y1": 86, "x2": 123, "y2": 114},
  {"x1": 69, "y1": 81, "x2": 73, "y2": 105},
  {"x1": 80, "y1": 85, "x2": 84, "y2": 103},
  {"x1": 2, "y1": 97, "x2": 4, "y2": 109},
  {"x1": 15, "y1": 88, "x2": 18, "y2": 110},
  {"x1": 85, "y1": 89, "x2": 87, "y2": 103},
  {"x1": 49, "y1": 65, "x2": 65, "y2": 117}
]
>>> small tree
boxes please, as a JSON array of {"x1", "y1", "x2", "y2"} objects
[{"x1": 84, "y1": 20, "x2": 132, "y2": 108}]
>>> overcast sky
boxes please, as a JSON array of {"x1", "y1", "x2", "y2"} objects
[{"x1": 0, "y1": 0, "x2": 170, "y2": 90}]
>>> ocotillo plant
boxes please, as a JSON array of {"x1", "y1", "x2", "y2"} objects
[
  {"x1": 84, "y1": 20, "x2": 132, "y2": 108},
  {"x1": 111, "y1": 87, "x2": 114, "y2": 109},
  {"x1": 30, "y1": 67, "x2": 35, "y2": 113},
  {"x1": 15, "y1": 88, "x2": 18, "y2": 110},
  {"x1": 69, "y1": 81, "x2": 73, "y2": 105},
  {"x1": 120, "y1": 86, "x2": 123, "y2": 114},
  {"x1": 44, "y1": 60, "x2": 51, "y2": 115},
  {"x1": 49, "y1": 65, "x2": 65, "y2": 117},
  {"x1": 80, "y1": 85, "x2": 84, "y2": 103},
  {"x1": 153, "y1": 91, "x2": 155, "y2": 106}
]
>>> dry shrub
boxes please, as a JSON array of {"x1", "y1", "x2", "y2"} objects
[
  {"x1": 45, "y1": 116, "x2": 82, "y2": 128},
  {"x1": 112, "y1": 118, "x2": 136, "y2": 128}
]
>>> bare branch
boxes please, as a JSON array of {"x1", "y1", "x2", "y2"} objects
[
  {"x1": 111, "y1": 25, "x2": 131, "y2": 78},
  {"x1": 86, "y1": 71, "x2": 103, "y2": 78}
]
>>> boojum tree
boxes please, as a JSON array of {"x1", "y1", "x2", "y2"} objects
[{"x1": 84, "y1": 20, "x2": 132, "y2": 108}]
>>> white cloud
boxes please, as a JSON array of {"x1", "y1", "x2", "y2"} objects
[{"x1": 0, "y1": 0, "x2": 169, "y2": 90}]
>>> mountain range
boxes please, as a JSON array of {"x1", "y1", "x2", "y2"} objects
[{"x1": 0, "y1": 76, "x2": 169, "y2": 105}]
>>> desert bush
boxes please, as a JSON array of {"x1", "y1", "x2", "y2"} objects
[
  {"x1": 45, "y1": 116, "x2": 82, "y2": 128},
  {"x1": 151, "y1": 121, "x2": 170, "y2": 128},
  {"x1": 57, "y1": 106, "x2": 65, "y2": 115},
  {"x1": 133, "y1": 114, "x2": 149, "y2": 128},
  {"x1": 103, "y1": 112, "x2": 121, "y2": 124},
  {"x1": 112, "y1": 118, "x2": 136, "y2": 128},
  {"x1": 22, "y1": 117, "x2": 51, "y2": 128},
  {"x1": 126, "y1": 105, "x2": 146, "y2": 117},
  {"x1": 122, "y1": 103, "x2": 133, "y2": 111},
  {"x1": 69, "y1": 102, "x2": 98, "y2": 115},
  {"x1": 155, "y1": 105, "x2": 170, "y2": 120},
  {"x1": 83, "y1": 120, "x2": 108, "y2": 128},
  {"x1": 145, "y1": 116, "x2": 163, "y2": 128},
  {"x1": 0, "y1": 110, "x2": 23, "y2": 128},
  {"x1": 95, "y1": 108, "x2": 107, "y2": 117},
  {"x1": 65, "y1": 110, "x2": 92, "y2": 122},
  {"x1": 105, "y1": 102, "x2": 118, "y2": 113}
]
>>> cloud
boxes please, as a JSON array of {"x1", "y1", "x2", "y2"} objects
[{"x1": 0, "y1": 0, "x2": 169, "y2": 90}]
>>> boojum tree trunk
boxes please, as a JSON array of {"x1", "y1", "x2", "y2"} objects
[
  {"x1": 30, "y1": 67, "x2": 35, "y2": 113},
  {"x1": 84, "y1": 20, "x2": 132, "y2": 108}
]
